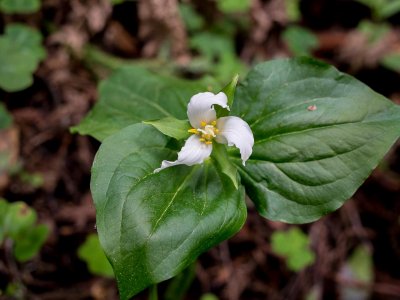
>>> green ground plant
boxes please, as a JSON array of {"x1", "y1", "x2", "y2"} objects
[{"x1": 74, "y1": 57, "x2": 400, "y2": 299}]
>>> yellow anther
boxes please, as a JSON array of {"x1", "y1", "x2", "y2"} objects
[
  {"x1": 199, "y1": 138, "x2": 206, "y2": 142},
  {"x1": 200, "y1": 121, "x2": 207, "y2": 127},
  {"x1": 214, "y1": 129, "x2": 219, "y2": 134},
  {"x1": 205, "y1": 141, "x2": 212, "y2": 145},
  {"x1": 188, "y1": 128, "x2": 198, "y2": 134},
  {"x1": 211, "y1": 120, "x2": 217, "y2": 126}
]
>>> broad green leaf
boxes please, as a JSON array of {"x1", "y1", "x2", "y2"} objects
[
  {"x1": 283, "y1": 26, "x2": 318, "y2": 56},
  {"x1": 271, "y1": 227, "x2": 315, "y2": 272},
  {"x1": 233, "y1": 57, "x2": 400, "y2": 223},
  {"x1": 71, "y1": 67, "x2": 208, "y2": 141},
  {"x1": 144, "y1": 117, "x2": 191, "y2": 140},
  {"x1": 78, "y1": 234, "x2": 114, "y2": 278},
  {"x1": 91, "y1": 124, "x2": 246, "y2": 299},
  {"x1": 13, "y1": 224, "x2": 49, "y2": 262},
  {"x1": 0, "y1": 103, "x2": 12, "y2": 129},
  {"x1": 0, "y1": 24, "x2": 45, "y2": 92},
  {"x1": 0, "y1": 0, "x2": 40, "y2": 14}
]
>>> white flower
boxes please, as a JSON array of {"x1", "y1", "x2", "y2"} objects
[{"x1": 154, "y1": 92, "x2": 254, "y2": 172}]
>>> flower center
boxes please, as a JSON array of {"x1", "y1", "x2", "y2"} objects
[{"x1": 188, "y1": 120, "x2": 219, "y2": 145}]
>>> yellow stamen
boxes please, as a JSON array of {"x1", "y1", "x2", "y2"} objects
[
  {"x1": 211, "y1": 120, "x2": 217, "y2": 126},
  {"x1": 200, "y1": 121, "x2": 207, "y2": 127},
  {"x1": 188, "y1": 128, "x2": 198, "y2": 134},
  {"x1": 199, "y1": 138, "x2": 206, "y2": 142},
  {"x1": 214, "y1": 129, "x2": 219, "y2": 134},
  {"x1": 205, "y1": 141, "x2": 212, "y2": 145}
]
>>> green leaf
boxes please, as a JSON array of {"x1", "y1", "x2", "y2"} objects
[
  {"x1": 271, "y1": 227, "x2": 315, "y2": 272},
  {"x1": 200, "y1": 294, "x2": 219, "y2": 300},
  {"x1": 222, "y1": 74, "x2": 239, "y2": 108},
  {"x1": 0, "y1": 103, "x2": 12, "y2": 129},
  {"x1": 78, "y1": 233, "x2": 114, "y2": 278},
  {"x1": 3, "y1": 202, "x2": 37, "y2": 239},
  {"x1": 13, "y1": 224, "x2": 49, "y2": 262},
  {"x1": 144, "y1": 117, "x2": 191, "y2": 140},
  {"x1": 211, "y1": 143, "x2": 239, "y2": 189},
  {"x1": 164, "y1": 262, "x2": 196, "y2": 300},
  {"x1": 355, "y1": 0, "x2": 400, "y2": 20},
  {"x1": 0, "y1": 199, "x2": 8, "y2": 243},
  {"x1": 348, "y1": 245, "x2": 374, "y2": 283},
  {"x1": 381, "y1": 52, "x2": 400, "y2": 72},
  {"x1": 0, "y1": 0, "x2": 41, "y2": 14},
  {"x1": 189, "y1": 32, "x2": 248, "y2": 83},
  {"x1": 216, "y1": 74, "x2": 239, "y2": 118},
  {"x1": 233, "y1": 57, "x2": 400, "y2": 223},
  {"x1": 71, "y1": 67, "x2": 208, "y2": 141},
  {"x1": 357, "y1": 21, "x2": 390, "y2": 45},
  {"x1": 380, "y1": 0, "x2": 400, "y2": 19},
  {"x1": 179, "y1": 3, "x2": 204, "y2": 32},
  {"x1": 109, "y1": 0, "x2": 124, "y2": 4},
  {"x1": 285, "y1": 0, "x2": 301, "y2": 22},
  {"x1": 283, "y1": 26, "x2": 319, "y2": 56},
  {"x1": 91, "y1": 124, "x2": 246, "y2": 299},
  {"x1": 0, "y1": 24, "x2": 46, "y2": 92},
  {"x1": 0, "y1": 200, "x2": 49, "y2": 261},
  {"x1": 217, "y1": 0, "x2": 251, "y2": 13},
  {"x1": 340, "y1": 245, "x2": 374, "y2": 299}
]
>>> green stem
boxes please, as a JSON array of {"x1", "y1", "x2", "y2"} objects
[
  {"x1": 149, "y1": 285, "x2": 158, "y2": 300},
  {"x1": 82, "y1": 45, "x2": 171, "y2": 72}
]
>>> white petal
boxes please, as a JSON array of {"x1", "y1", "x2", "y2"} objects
[
  {"x1": 154, "y1": 135, "x2": 212, "y2": 172},
  {"x1": 215, "y1": 116, "x2": 254, "y2": 165},
  {"x1": 187, "y1": 92, "x2": 229, "y2": 128}
]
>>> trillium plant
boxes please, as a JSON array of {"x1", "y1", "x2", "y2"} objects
[{"x1": 73, "y1": 58, "x2": 400, "y2": 299}]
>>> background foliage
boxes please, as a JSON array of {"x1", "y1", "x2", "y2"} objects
[{"x1": 1, "y1": 0, "x2": 400, "y2": 299}]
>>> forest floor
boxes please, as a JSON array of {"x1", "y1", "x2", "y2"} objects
[{"x1": 1, "y1": 0, "x2": 400, "y2": 299}]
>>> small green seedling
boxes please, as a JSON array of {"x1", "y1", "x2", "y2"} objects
[
  {"x1": 271, "y1": 227, "x2": 315, "y2": 272},
  {"x1": 78, "y1": 233, "x2": 114, "y2": 278},
  {"x1": 0, "y1": 24, "x2": 46, "y2": 92},
  {"x1": 0, "y1": 199, "x2": 49, "y2": 262},
  {"x1": 339, "y1": 245, "x2": 374, "y2": 299},
  {"x1": 283, "y1": 26, "x2": 319, "y2": 57}
]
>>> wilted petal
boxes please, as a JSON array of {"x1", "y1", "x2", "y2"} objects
[
  {"x1": 215, "y1": 116, "x2": 254, "y2": 165},
  {"x1": 154, "y1": 135, "x2": 212, "y2": 172},
  {"x1": 187, "y1": 92, "x2": 229, "y2": 128}
]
